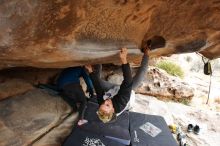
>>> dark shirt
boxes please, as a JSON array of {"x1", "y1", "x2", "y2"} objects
[
  {"x1": 57, "y1": 67, "x2": 93, "y2": 93},
  {"x1": 57, "y1": 67, "x2": 93, "y2": 120},
  {"x1": 90, "y1": 63, "x2": 133, "y2": 114},
  {"x1": 111, "y1": 63, "x2": 133, "y2": 114}
]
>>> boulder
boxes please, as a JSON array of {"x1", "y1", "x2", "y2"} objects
[
  {"x1": 33, "y1": 114, "x2": 77, "y2": 146},
  {"x1": 0, "y1": 79, "x2": 34, "y2": 100},
  {"x1": 0, "y1": 0, "x2": 220, "y2": 69},
  {"x1": 106, "y1": 66, "x2": 194, "y2": 101},
  {"x1": 0, "y1": 89, "x2": 77, "y2": 146},
  {"x1": 137, "y1": 67, "x2": 194, "y2": 101}
]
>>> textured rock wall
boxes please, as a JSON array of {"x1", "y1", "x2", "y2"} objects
[
  {"x1": 0, "y1": 0, "x2": 220, "y2": 69},
  {"x1": 0, "y1": 88, "x2": 77, "y2": 146},
  {"x1": 0, "y1": 79, "x2": 33, "y2": 100},
  {"x1": 136, "y1": 67, "x2": 194, "y2": 101}
]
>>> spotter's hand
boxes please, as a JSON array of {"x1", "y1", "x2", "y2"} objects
[{"x1": 85, "y1": 65, "x2": 93, "y2": 73}]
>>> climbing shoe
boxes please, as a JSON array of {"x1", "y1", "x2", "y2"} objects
[
  {"x1": 193, "y1": 125, "x2": 200, "y2": 135},
  {"x1": 187, "y1": 124, "x2": 194, "y2": 132}
]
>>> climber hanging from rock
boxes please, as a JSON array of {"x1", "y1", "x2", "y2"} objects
[
  {"x1": 81, "y1": 36, "x2": 166, "y2": 123},
  {"x1": 85, "y1": 47, "x2": 132, "y2": 123}
]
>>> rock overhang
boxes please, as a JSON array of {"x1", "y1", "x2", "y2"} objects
[{"x1": 0, "y1": 0, "x2": 220, "y2": 69}]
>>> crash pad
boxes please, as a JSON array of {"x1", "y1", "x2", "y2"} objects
[
  {"x1": 81, "y1": 102, "x2": 130, "y2": 145},
  {"x1": 129, "y1": 112, "x2": 178, "y2": 146}
]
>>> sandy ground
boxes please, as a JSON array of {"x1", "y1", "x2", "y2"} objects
[
  {"x1": 184, "y1": 72, "x2": 220, "y2": 111},
  {"x1": 131, "y1": 94, "x2": 220, "y2": 146}
]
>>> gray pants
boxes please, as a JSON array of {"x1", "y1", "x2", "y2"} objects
[{"x1": 94, "y1": 54, "x2": 148, "y2": 92}]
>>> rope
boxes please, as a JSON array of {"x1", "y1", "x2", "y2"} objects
[
  {"x1": 196, "y1": 52, "x2": 212, "y2": 104},
  {"x1": 206, "y1": 73, "x2": 212, "y2": 104}
]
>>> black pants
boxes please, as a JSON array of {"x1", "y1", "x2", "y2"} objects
[{"x1": 61, "y1": 83, "x2": 87, "y2": 119}]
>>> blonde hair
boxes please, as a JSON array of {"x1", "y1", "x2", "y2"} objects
[{"x1": 97, "y1": 108, "x2": 114, "y2": 123}]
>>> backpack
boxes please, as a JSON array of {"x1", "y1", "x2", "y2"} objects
[{"x1": 204, "y1": 61, "x2": 212, "y2": 75}]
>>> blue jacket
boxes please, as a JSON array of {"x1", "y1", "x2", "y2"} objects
[{"x1": 57, "y1": 67, "x2": 93, "y2": 93}]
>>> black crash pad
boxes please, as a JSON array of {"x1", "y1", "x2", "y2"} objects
[
  {"x1": 84, "y1": 102, "x2": 129, "y2": 128},
  {"x1": 88, "y1": 96, "x2": 98, "y2": 104},
  {"x1": 129, "y1": 112, "x2": 178, "y2": 146},
  {"x1": 63, "y1": 128, "x2": 125, "y2": 146},
  {"x1": 81, "y1": 101, "x2": 130, "y2": 145}
]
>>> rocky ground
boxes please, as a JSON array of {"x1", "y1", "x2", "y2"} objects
[
  {"x1": 0, "y1": 85, "x2": 219, "y2": 146},
  {"x1": 159, "y1": 53, "x2": 220, "y2": 111},
  {"x1": 185, "y1": 72, "x2": 220, "y2": 112},
  {"x1": 131, "y1": 94, "x2": 220, "y2": 146}
]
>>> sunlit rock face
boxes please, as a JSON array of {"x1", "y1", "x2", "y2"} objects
[
  {"x1": 0, "y1": 0, "x2": 220, "y2": 69},
  {"x1": 137, "y1": 67, "x2": 194, "y2": 101},
  {"x1": 105, "y1": 66, "x2": 194, "y2": 101}
]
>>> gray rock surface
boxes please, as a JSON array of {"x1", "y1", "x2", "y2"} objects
[
  {"x1": 0, "y1": 79, "x2": 33, "y2": 100},
  {"x1": 0, "y1": 89, "x2": 77, "y2": 146}
]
